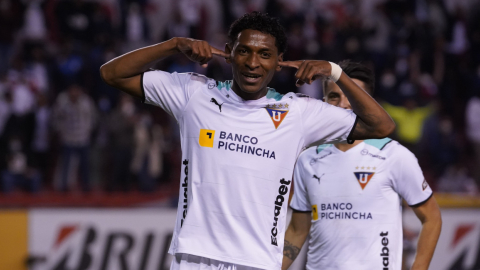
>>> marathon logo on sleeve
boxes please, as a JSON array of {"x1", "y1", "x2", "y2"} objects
[
  {"x1": 271, "y1": 178, "x2": 291, "y2": 246},
  {"x1": 380, "y1": 231, "x2": 389, "y2": 269},
  {"x1": 180, "y1": 159, "x2": 189, "y2": 227}
]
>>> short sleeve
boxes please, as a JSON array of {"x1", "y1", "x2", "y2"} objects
[
  {"x1": 290, "y1": 154, "x2": 312, "y2": 212},
  {"x1": 391, "y1": 146, "x2": 433, "y2": 206},
  {"x1": 142, "y1": 70, "x2": 206, "y2": 120},
  {"x1": 298, "y1": 97, "x2": 357, "y2": 146}
]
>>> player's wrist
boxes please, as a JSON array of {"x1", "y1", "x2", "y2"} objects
[{"x1": 328, "y1": 62, "x2": 342, "y2": 82}]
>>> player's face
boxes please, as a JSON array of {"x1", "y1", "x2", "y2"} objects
[
  {"x1": 227, "y1": 29, "x2": 283, "y2": 100},
  {"x1": 324, "y1": 79, "x2": 367, "y2": 110}
]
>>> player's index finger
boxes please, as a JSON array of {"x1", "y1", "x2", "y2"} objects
[
  {"x1": 211, "y1": 47, "x2": 230, "y2": 58},
  {"x1": 278, "y1": 61, "x2": 302, "y2": 69}
]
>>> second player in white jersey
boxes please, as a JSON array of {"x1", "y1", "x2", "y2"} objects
[
  {"x1": 290, "y1": 138, "x2": 431, "y2": 269},
  {"x1": 282, "y1": 60, "x2": 441, "y2": 270}
]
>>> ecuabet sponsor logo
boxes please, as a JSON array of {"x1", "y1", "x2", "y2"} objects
[{"x1": 271, "y1": 178, "x2": 291, "y2": 246}]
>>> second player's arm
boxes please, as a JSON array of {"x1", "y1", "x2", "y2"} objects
[
  {"x1": 282, "y1": 211, "x2": 311, "y2": 270},
  {"x1": 410, "y1": 196, "x2": 442, "y2": 270}
]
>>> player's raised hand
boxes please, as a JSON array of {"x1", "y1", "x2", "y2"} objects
[
  {"x1": 176, "y1": 37, "x2": 230, "y2": 68},
  {"x1": 278, "y1": 60, "x2": 334, "y2": 87}
]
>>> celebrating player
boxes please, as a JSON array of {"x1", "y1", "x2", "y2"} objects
[
  {"x1": 282, "y1": 60, "x2": 441, "y2": 270},
  {"x1": 100, "y1": 12, "x2": 394, "y2": 270}
]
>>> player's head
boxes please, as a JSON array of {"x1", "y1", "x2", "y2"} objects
[
  {"x1": 323, "y1": 60, "x2": 375, "y2": 110},
  {"x1": 226, "y1": 12, "x2": 287, "y2": 100}
]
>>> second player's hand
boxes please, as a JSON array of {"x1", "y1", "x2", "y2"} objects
[
  {"x1": 176, "y1": 37, "x2": 230, "y2": 68},
  {"x1": 278, "y1": 60, "x2": 333, "y2": 87}
]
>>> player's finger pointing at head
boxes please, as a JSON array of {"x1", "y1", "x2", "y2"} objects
[
  {"x1": 277, "y1": 61, "x2": 302, "y2": 69},
  {"x1": 211, "y1": 47, "x2": 230, "y2": 59}
]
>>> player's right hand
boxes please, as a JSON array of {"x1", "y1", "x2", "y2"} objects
[{"x1": 176, "y1": 37, "x2": 230, "y2": 68}]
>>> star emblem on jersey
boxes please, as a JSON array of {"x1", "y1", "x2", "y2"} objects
[
  {"x1": 354, "y1": 172, "x2": 375, "y2": 190},
  {"x1": 265, "y1": 104, "x2": 289, "y2": 129}
]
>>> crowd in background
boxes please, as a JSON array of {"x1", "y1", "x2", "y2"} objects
[{"x1": 0, "y1": 0, "x2": 479, "y2": 196}]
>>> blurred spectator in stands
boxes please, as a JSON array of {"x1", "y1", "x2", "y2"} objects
[
  {"x1": 131, "y1": 111, "x2": 164, "y2": 192},
  {"x1": 0, "y1": 74, "x2": 10, "y2": 139},
  {"x1": 21, "y1": 0, "x2": 47, "y2": 42},
  {"x1": 122, "y1": 2, "x2": 148, "y2": 52},
  {"x1": 363, "y1": 3, "x2": 390, "y2": 73},
  {"x1": 1, "y1": 136, "x2": 41, "y2": 193},
  {"x1": 107, "y1": 94, "x2": 136, "y2": 191},
  {"x1": 466, "y1": 91, "x2": 480, "y2": 185},
  {"x1": 52, "y1": 84, "x2": 96, "y2": 192},
  {"x1": 420, "y1": 103, "x2": 460, "y2": 181},
  {"x1": 54, "y1": 41, "x2": 85, "y2": 90},
  {"x1": 90, "y1": 95, "x2": 111, "y2": 189},
  {"x1": 382, "y1": 97, "x2": 433, "y2": 152},
  {"x1": 31, "y1": 93, "x2": 51, "y2": 186},
  {"x1": 24, "y1": 44, "x2": 50, "y2": 94},
  {"x1": 55, "y1": 0, "x2": 96, "y2": 45},
  {"x1": 437, "y1": 163, "x2": 478, "y2": 195},
  {"x1": 0, "y1": 0, "x2": 24, "y2": 73},
  {"x1": 3, "y1": 59, "x2": 36, "y2": 161}
]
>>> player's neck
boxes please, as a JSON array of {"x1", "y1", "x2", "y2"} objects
[
  {"x1": 231, "y1": 80, "x2": 268, "y2": 100},
  {"x1": 334, "y1": 140, "x2": 364, "y2": 152}
]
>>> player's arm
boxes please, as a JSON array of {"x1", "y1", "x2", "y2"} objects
[
  {"x1": 410, "y1": 196, "x2": 442, "y2": 270},
  {"x1": 100, "y1": 38, "x2": 230, "y2": 98},
  {"x1": 278, "y1": 60, "x2": 395, "y2": 140},
  {"x1": 282, "y1": 210, "x2": 311, "y2": 270}
]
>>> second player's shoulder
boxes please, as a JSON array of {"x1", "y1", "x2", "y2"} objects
[
  {"x1": 297, "y1": 144, "x2": 335, "y2": 165},
  {"x1": 363, "y1": 138, "x2": 415, "y2": 161}
]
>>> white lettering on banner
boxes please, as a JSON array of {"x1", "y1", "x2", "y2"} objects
[{"x1": 28, "y1": 209, "x2": 177, "y2": 270}]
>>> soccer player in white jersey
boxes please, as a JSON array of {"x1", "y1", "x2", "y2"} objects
[
  {"x1": 282, "y1": 60, "x2": 442, "y2": 270},
  {"x1": 100, "y1": 12, "x2": 395, "y2": 270}
]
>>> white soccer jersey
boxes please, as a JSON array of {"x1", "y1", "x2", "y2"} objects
[
  {"x1": 142, "y1": 70, "x2": 357, "y2": 269},
  {"x1": 290, "y1": 138, "x2": 433, "y2": 270}
]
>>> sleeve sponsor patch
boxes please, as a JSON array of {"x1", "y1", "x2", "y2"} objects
[{"x1": 422, "y1": 179, "x2": 429, "y2": 191}]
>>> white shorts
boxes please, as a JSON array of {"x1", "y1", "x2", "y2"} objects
[{"x1": 170, "y1": 253, "x2": 264, "y2": 270}]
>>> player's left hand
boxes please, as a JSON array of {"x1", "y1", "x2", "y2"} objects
[{"x1": 278, "y1": 60, "x2": 333, "y2": 87}]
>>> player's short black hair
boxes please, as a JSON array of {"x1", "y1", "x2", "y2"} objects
[
  {"x1": 228, "y1": 11, "x2": 287, "y2": 54},
  {"x1": 324, "y1": 60, "x2": 375, "y2": 95}
]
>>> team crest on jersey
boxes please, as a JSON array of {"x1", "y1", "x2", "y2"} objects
[
  {"x1": 354, "y1": 172, "x2": 375, "y2": 190},
  {"x1": 265, "y1": 104, "x2": 289, "y2": 129}
]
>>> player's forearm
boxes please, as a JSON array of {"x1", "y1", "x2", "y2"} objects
[
  {"x1": 336, "y1": 72, "x2": 395, "y2": 139},
  {"x1": 100, "y1": 38, "x2": 179, "y2": 85},
  {"x1": 411, "y1": 217, "x2": 442, "y2": 270},
  {"x1": 282, "y1": 228, "x2": 308, "y2": 270}
]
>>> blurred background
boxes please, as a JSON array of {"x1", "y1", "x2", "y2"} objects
[{"x1": 0, "y1": 0, "x2": 479, "y2": 269}]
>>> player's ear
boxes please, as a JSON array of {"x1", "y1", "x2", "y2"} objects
[
  {"x1": 276, "y1": 53, "x2": 284, "y2": 71},
  {"x1": 224, "y1": 43, "x2": 232, "y2": 64}
]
